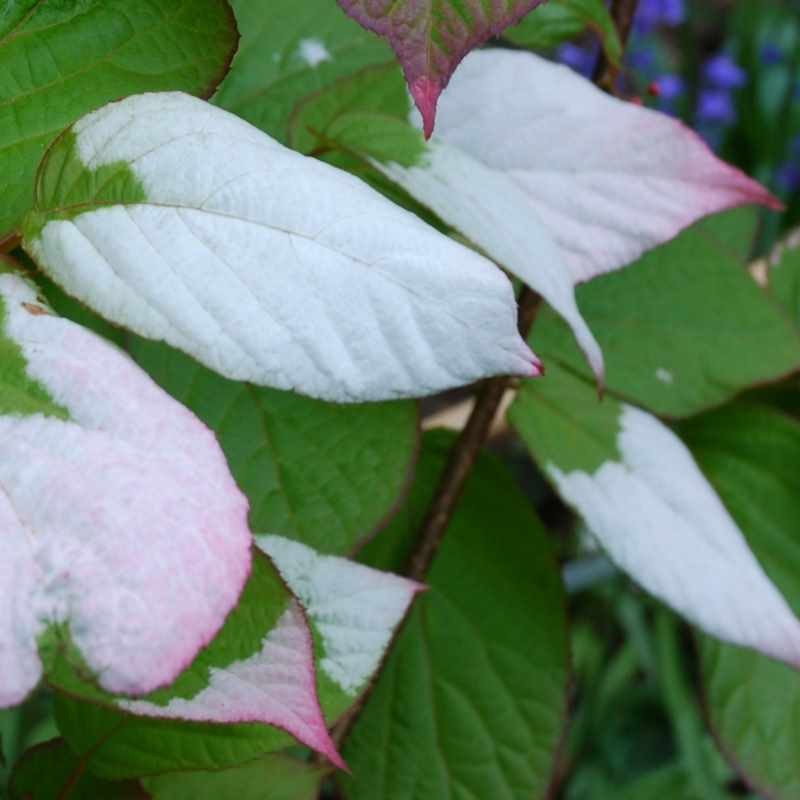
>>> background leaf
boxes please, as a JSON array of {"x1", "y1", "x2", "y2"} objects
[{"x1": 0, "y1": 0, "x2": 238, "y2": 237}]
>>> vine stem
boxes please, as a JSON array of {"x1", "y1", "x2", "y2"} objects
[{"x1": 405, "y1": 286, "x2": 542, "y2": 581}]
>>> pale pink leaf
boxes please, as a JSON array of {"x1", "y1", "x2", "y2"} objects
[{"x1": 0, "y1": 273, "x2": 251, "y2": 706}]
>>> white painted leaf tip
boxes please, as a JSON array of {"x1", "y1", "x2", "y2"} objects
[
  {"x1": 256, "y1": 535, "x2": 420, "y2": 696},
  {"x1": 550, "y1": 405, "x2": 800, "y2": 667},
  {"x1": 0, "y1": 273, "x2": 252, "y2": 704},
  {"x1": 30, "y1": 91, "x2": 530, "y2": 403}
]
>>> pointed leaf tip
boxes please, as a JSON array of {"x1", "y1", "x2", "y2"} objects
[{"x1": 411, "y1": 77, "x2": 441, "y2": 139}]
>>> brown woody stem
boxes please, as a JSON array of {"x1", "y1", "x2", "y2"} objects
[{"x1": 405, "y1": 287, "x2": 542, "y2": 581}]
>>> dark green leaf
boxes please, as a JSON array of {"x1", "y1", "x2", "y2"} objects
[
  {"x1": 0, "y1": 0, "x2": 238, "y2": 237},
  {"x1": 342, "y1": 431, "x2": 569, "y2": 799},
  {"x1": 9, "y1": 739, "x2": 143, "y2": 799}
]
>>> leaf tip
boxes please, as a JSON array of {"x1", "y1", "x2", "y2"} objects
[{"x1": 410, "y1": 77, "x2": 442, "y2": 139}]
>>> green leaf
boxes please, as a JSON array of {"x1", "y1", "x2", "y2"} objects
[
  {"x1": 532, "y1": 209, "x2": 800, "y2": 417},
  {"x1": 504, "y1": 0, "x2": 622, "y2": 65},
  {"x1": 141, "y1": 754, "x2": 328, "y2": 800},
  {"x1": 9, "y1": 739, "x2": 142, "y2": 799},
  {"x1": 341, "y1": 431, "x2": 569, "y2": 799},
  {"x1": 679, "y1": 404, "x2": 800, "y2": 798},
  {"x1": 127, "y1": 339, "x2": 418, "y2": 556},
  {"x1": 213, "y1": 0, "x2": 390, "y2": 143},
  {"x1": 0, "y1": 0, "x2": 238, "y2": 238}
]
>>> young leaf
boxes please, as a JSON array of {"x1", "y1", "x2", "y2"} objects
[
  {"x1": 335, "y1": 0, "x2": 547, "y2": 137},
  {"x1": 682, "y1": 405, "x2": 800, "y2": 799},
  {"x1": 343, "y1": 431, "x2": 569, "y2": 799},
  {"x1": 126, "y1": 338, "x2": 418, "y2": 556},
  {"x1": 531, "y1": 209, "x2": 800, "y2": 417},
  {"x1": 0, "y1": 271, "x2": 251, "y2": 707},
  {"x1": 52, "y1": 540, "x2": 417, "y2": 778},
  {"x1": 23, "y1": 92, "x2": 538, "y2": 403},
  {"x1": 0, "y1": 0, "x2": 238, "y2": 238},
  {"x1": 510, "y1": 364, "x2": 800, "y2": 667}
]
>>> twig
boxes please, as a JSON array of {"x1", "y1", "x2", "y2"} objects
[
  {"x1": 405, "y1": 286, "x2": 541, "y2": 581},
  {"x1": 0, "y1": 232, "x2": 21, "y2": 255},
  {"x1": 593, "y1": 0, "x2": 640, "y2": 94}
]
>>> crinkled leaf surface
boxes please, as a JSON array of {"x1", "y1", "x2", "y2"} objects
[
  {"x1": 679, "y1": 405, "x2": 800, "y2": 799},
  {"x1": 126, "y1": 338, "x2": 418, "y2": 556},
  {"x1": 0, "y1": 271, "x2": 251, "y2": 707},
  {"x1": 336, "y1": 0, "x2": 547, "y2": 137},
  {"x1": 504, "y1": 0, "x2": 622, "y2": 64},
  {"x1": 142, "y1": 754, "x2": 329, "y2": 800},
  {"x1": 54, "y1": 539, "x2": 417, "y2": 779},
  {"x1": 532, "y1": 209, "x2": 800, "y2": 417},
  {"x1": 342, "y1": 431, "x2": 569, "y2": 800},
  {"x1": 509, "y1": 363, "x2": 800, "y2": 667},
  {"x1": 23, "y1": 91, "x2": 537, "y2": 403},
  {"x1": 0, "y1": 0, "x2": 237, "y2": 238},
  {"x1": 213, "y1": 0, "x2": 391, "y2": 143}
]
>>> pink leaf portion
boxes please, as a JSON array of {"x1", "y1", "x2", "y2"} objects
[
  {"x1": 336, "y1": 0, "x2": 546, "y2": 137},
  {"x1": 120, "y1": 599, "x2": 344, "y2": 768},
  {"x1": 432, "y1": 50, "x2": 779, "y2": 284},
  {"x1": 0, "y1": 273, "x2": 251, "y2": 706}
]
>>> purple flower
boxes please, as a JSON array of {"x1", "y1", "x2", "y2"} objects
[
  {"x1": 697, "y1": 89, "x2": 737, "y2": 125},
  {"x1": 703, "y1": 54, "x2": 747, "y2": 90},
  {"x1": 556, "y1": 43, "x2": 597, "y2": 77},
  {"x1": 656, "y1": 74, "x2": 686, "y2": 101},
  {"x1": 634, "y1": 0, "x2": 685, "y2": 33},
  {"x1": 776, "y1": 162, "x2": 800, "y2": 194},
  {"x1": 760, "y1": 43, "x2": 784, "y2": 66}
]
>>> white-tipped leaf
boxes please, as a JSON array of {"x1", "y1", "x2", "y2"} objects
[
  {"x1": 376, "y1": 49, "x2": 778, "y2": 379},
  {"x1": 0, "y1": 273, "x2": 251, "y2": 707},
  {"x1": 511, "y1": 367, "x2": 800, "y2": 667},
  {"x1": 23, "y1": 92, "x2": 538, "y2": 403},
  {"x1": 552, "y1": 406, "x2": 800, "y2": 665},
  {"x1": 258, "y1": 535, "x2": 421, "y2": 698}
]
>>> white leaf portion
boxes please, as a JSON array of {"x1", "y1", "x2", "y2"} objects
[
  {"x1": 258, "y1": 535, "x2": 420, "y2": 696},
  {"x1": 433, "y1": 49, "x2": 778, "y2": 284},
  {"x1": 0, "y1": 273, "x2": 251, "y2": 706},
  {"x1": 27, "y1": 92, "x2": 538, "y2": 403},
  {"x1": 120, "y1": 600, "x2": 344, "y2": 768},
  {"x1": 377, "y1": 142, "x2": 604, "y2": 378},
  {"x1": 549, "y1": 405, "x2": 800, "y2": 665}
]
